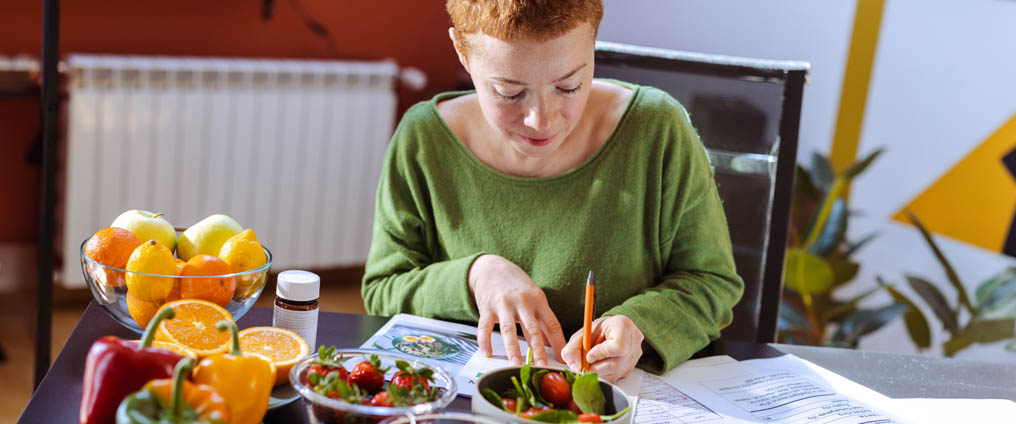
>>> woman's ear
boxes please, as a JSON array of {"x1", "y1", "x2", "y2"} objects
[{"x1": 448, "y1": 27, "x2": 470, "y2": 73}]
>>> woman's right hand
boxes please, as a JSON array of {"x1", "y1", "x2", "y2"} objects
[{"x1": 468, "y1": 254, "x2": 567, "y2": 366}]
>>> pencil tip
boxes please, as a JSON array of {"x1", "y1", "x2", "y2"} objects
[{"x1": 586, "y1": 270, "x2": 594, "y2": 285}]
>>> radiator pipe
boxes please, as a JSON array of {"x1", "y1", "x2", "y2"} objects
[{"x1": 34, "y1": 0, "x2": 60, "y2": 390}]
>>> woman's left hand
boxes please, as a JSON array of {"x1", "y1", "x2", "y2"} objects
[{"x1": 561, "y1": 315, "x2": 644, "y2": 382}]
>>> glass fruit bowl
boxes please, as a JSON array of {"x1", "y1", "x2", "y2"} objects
[
  {"x1": 289, "y1": 349, "x2": 458, "y2": 424},
  {"x1": 80, "y1": 236, "x2": 271, "y2": 334}
]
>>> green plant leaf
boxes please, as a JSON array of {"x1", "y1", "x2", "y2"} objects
[
  {"x1": 943, "y1": 336, "x2": 973, "y2": 357},
  {"x1": 841, "y1": 147, "x2": 884, "y2": 179},
  {"x1": 779, "y1": 300, "x2": 809, "y2": 332},
  {"x1": 807, "y1": 198, "x2": 848, "y2": 257},
  {"x1": 962, "y1": 318, "x2": 1015, "y2": 343},
  {"x1": 822, "y1": 285, "x2": 882, "y2": 322},
  {"x1": 879, "y1": 277, "x2": 932, "y2": 349},
  {"x1": 810, "y1": 152, "x2": 834, "y2": 191},
  {"x1": 481, "y1": 388, "x2": 505, "y2": 411},
  {"x1": 907, "y1": 275, "x2": 960, "y2": 335},
  {"x1": 802, "y1": 180, "x2": 847, "y2": 249},
  {"x1": 905, "y1": 211, "x2": 975, "y2": 314},
  {"x1": 530, "y1": 409, "x2": 580, "y2": 423},
  {"x1": 944, "y1": 318, "x2": 1016, "y2": 357},
  {"x1": 601, "y1": 406, "x2": 633, "y2": 422},
  {"x1": 976, "y1": 268, "x2": 1016, "y2": 318},
  {"x1": 831, "y1": 303, "x2": 908, "y2": 347},
  {"x1": 571, "y1": 373, "x2": 605, "y2": 415},
  {"x1": 531, "y1": 369, "x2": 550, "y2": 406},
  {"x1": 828, "y1": 257, "x2": 860, "y2": 288},
  {"x1": 843, "y1": 232, "x2": 878, "y2": 258},
  {"x1": 785, "y1": 248, "x2": 835, "y2": 295}
]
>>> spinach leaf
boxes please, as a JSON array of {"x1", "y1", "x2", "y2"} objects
[
  {"x1": 481, "y1": 388, "x2": 504, "y2": 411},
  {"x1": 531, "y1": 369, "x2": 550, "y2": 405},
  {"x1": 571, "y1": 373, "x2": 605, "y2": 415},
  {"x1": 601, "y1": 406, "x2": 631, "y2": 422},
  {"x1": 530, "y1": 410, "x2": 579, "y2": 423}
]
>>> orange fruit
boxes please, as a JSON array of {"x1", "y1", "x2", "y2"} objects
[
  {"x1": 237, "y1": 326, "x2": 310, "y2": 385},
  {"x1": 83, "y1": 227, "x2": 142, "y2": 287},
  {"x1": 127, "y1": 339, "x2": 198, "y2": 360},
  {"x1": 125, "y1": 240, "x2": 177, "y2": 302},
  {"x1": 179, "y1": 255, "x2": 236, "y2": 306},
  {"x1": 126, "y1": 291, "x2": 161, "y2": 328},
  {"x1": 154, "y1": 299, "x2": 234, "y2": 358}
]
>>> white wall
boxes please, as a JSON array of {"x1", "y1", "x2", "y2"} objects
[
  {"x1": 599, "y1": 0, "x2": 857, "y2": 161},
  {"x1": 851, "y1": 0, "x2": 1016, "y2": 359},
  {"x1": 600, "y1": 0, "x2": 1016, "y2": 361}
]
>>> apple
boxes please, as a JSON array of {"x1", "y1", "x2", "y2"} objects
[
  {"x1": 111, "y1": 210, "x2": 177, "y2": 252},
  {"x1": 177, "y1": 214, "x2": 243, "y2": 261}
]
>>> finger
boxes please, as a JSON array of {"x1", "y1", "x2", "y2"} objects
[
  {"x1": 518, "y1": 310, "x2": 547, "y2": 366},
  {"x1": 560, "y1": 330, "x2": 585, "y2": 371},
  {"x1": 497, "y1": 310, "x2": 523, "y2": 365},
  {"x1": 586, "y1": 337, "x2": 625, "y2": 364},
  {"x1": 537, "y1": 308, "x2": 567, "y2": 363},
  {"x1": 476, "y1": 313, "x2": 495, "y2": 357},
  {"x1": 588, "y1": 356, "x2": 629, "y2": 383}
]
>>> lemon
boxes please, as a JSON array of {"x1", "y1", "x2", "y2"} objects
[
  {"x1": 219, "y1": 229, "x2": 267, "y2": 297},
  {"x1": 125, "y1": 240, "x2": 177, "y2": 302}
]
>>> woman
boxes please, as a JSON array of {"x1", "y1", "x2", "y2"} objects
[{"x1": 362, "y1": 0, "x2": 743, "y2": 381}]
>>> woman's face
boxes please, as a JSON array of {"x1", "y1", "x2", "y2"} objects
[{"x1": 455, "y1": 24, "x2": 596, "y2": 160}]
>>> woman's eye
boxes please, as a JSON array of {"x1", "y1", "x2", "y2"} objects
[
  {"x1": 557, "y1": 83, "x2": 582, "y2": 95},
  {"x1": 495, "y1": 89, "x2": 524, "y2": 101}
]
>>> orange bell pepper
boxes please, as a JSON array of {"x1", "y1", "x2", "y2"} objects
[{"x1": 193, "y1": 321, "x2": 276, "y2": 424}]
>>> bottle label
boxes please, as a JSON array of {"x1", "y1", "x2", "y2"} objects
[{"x1": 273, "y1": 305, "x2": 318, "y2": 350}]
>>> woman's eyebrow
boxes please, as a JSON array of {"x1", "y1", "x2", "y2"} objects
[{"x1": 491, "y1": 63, "x2": 588, "y2": 86}]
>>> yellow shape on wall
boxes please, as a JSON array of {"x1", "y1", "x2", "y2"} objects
[{"x1": 893, "y1": 113, "x2": 1016, "y2": 255}]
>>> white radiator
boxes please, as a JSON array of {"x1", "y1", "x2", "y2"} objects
[{"x1": 61, "y1": 54, "x2": 399, "y2": 288}]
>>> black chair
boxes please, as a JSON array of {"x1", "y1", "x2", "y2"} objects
[{"x1": 594, "y1": 41, "x2": 808, "y2": 343}]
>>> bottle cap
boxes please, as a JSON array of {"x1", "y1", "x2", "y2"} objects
[{"x1": 276, "y1": 270, "x2": 320, "y2": 302}]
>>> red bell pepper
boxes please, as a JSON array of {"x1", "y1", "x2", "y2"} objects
[{"x1": 79, "y1": 307, "x2": 183, "y2": 424}]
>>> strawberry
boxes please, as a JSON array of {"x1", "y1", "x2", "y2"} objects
[
  {"x1": 347, "y1": 354, "x2": 388, "y2": 394},
  {"x1": 368, "y1": 391, "x2": 394, "y2": 407},
  {"x1": 305, "y1": 346, "x2": 348, "y2": 386},
  {"x1": 390, "y1": 360, "x2": 434, "y2": 391}
]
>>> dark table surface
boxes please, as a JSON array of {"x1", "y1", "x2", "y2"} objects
[{"x1": 19, "y1": 302, "x2": 1016, "y2": 423}]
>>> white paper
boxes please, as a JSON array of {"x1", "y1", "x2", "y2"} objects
[
  {"x1": 656, "y1": 355, "x2": 913, "y2": 423},
  {"x1": 632, "y1": 355, "x2": 737, "y2": 423}
]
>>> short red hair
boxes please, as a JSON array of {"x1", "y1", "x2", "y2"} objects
[{"x1": 446, "y1": 0, "x2": 603, "y2": 55}]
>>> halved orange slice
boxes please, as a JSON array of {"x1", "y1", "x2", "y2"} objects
[
  {"x1": 154, "y1": 299, "x2": 233, "y2": 358},
  {"x1": 237, "y1": 326, "x2": 310, "y2": 385}
]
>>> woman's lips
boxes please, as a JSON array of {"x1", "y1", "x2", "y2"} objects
[{"x1": 522, "y1": 136, "x2": 552, "y2": 146}]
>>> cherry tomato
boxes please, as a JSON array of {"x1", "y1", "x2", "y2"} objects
[
  {"x1": 578, "y1": 412, "x2": 603, "y2": 423},
  {"x1": 502, "y1": 398, "x2": 518, "y2": 413},
  {"x1": 518, "y1": 407, "x2": 549, "y2": 419},
  {"x1": 540, "y1": 372, "x2": 572, "y2": 406}
]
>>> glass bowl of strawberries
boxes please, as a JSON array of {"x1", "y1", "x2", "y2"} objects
[{"x1": 290, "y1": 346, "x2": 458, "y2": 423}]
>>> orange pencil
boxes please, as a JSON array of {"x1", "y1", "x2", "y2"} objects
[{"x1": 581, "y1": 270, "x2": 595, "y2": 372}]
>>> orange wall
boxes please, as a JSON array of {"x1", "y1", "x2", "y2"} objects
[{"x1": 0, "y1": 0, "x2": 463, "y2": 242}]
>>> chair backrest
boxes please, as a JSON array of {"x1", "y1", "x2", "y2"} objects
[{"x1": 594, "y1": 41, "x2": 808, "y2": 343}]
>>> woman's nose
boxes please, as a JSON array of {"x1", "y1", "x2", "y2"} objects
[{"x1": 523, "y1": 97, "x2": 556, "y2": 132}]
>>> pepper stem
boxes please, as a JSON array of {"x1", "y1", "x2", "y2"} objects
[
  {"x1": 139, "y1": 307, "x2": 175, "y2": 349},
  {"x1": 216, "y1": 320, "x2": 242, "y2": 356},
  {"x1": 170, "y1": 357, "x2": 194, "y2": 418}
]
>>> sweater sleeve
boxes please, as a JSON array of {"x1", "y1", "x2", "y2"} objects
[
  {"x1": 602, "y1": 102, "x2": 744, "y2": 375},
  {"x1": 361, "y1": 107, "x2": 483, "y2": 322}
]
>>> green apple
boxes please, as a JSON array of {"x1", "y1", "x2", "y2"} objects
[
  {"x1": 177, "y1": 214, "x2": 243, "y2": 261},
  {"x1": 111, "y1": 210, "x2": 177, "y2": 252}
]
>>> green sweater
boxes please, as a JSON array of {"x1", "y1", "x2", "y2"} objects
[{"x1": 362, "y1": 82, "x2": 744, "y2": 374}]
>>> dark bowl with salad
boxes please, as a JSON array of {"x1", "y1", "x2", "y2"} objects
[
  {"x1": 472, "y1": 364, "x2": 632, "y2": 424},
  {"x1": 290, "y1": 346, "x2": 458, "y2": 424}
]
